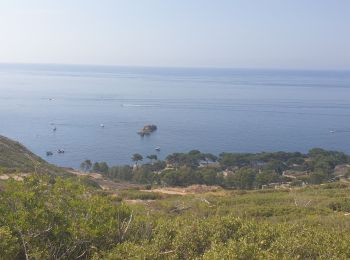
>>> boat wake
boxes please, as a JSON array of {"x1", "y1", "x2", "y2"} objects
[{"x1": 121, "y1": 104, "x2": 157, "y2": 107}]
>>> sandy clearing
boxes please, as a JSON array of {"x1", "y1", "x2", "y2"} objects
[{"x1": 0, "y1": 173, "x2": 30, "y2": 181}]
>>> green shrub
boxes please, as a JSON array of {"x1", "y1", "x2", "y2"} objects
[
  {"x1": 0, "y1": 226, "x2": 19, "y2": 259},
  {"x1": 329, "y1": 199, "x2": 350, "y2": 212},
  {"x1": 119, "y1": 190, "x2": 163, "y2": 200}
]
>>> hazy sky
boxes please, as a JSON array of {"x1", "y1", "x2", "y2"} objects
[{"x1": 0, "y1": 0, "x2": 349, "y2": 69}]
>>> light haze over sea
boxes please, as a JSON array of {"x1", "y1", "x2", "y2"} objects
[{"x1": 1, "y1": 63, "x2": 350, "y2": 168}]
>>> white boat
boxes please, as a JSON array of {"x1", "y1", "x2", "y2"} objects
[
  {"x1": 330, "y1": 130, "x2": 335, "y2": 134},
  {"x1": 100, "y1": 124, "x2": 105, "y2": 128},
  {"x1": 155, "y1": 147, "x2": 161, "y2": 151}
]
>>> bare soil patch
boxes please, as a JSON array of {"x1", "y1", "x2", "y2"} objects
[{"x1": 142, "y1": 185, "x2": 220, "y2": 195}]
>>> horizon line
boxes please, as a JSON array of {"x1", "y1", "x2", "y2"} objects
[{"x1": 0, "y1": 61, "x2": 350, "y2": 72}]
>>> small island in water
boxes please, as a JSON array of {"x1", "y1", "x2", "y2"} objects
[{"x1": 137, "y1": 124, "x2": 157, "y2": 136}]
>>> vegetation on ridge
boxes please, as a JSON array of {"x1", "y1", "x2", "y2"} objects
[
  {"x1": 89, "y1": 148, "x2": 350, "y2": 189},
  {"x1": 2, "y1": 174, "x2": 350, "y2": 259},
  {"x1": 2, "y1": 135, "x2": 350, "y2": 259}
]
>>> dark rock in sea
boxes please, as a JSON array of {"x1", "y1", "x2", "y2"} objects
[{"x1": 137, "y1": 124, "x2": 157, "y2": 136}]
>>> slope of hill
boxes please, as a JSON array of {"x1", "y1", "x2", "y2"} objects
[
  {"x1": 2, "y1": 135, "x2": 350, "y2": 258},
  {"x1": 0, "y1": 135, "x2": 66, "y2": 175}
]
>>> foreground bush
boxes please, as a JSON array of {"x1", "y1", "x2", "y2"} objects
[
  {"x1": 100, "y1": 216, "x2": 350, "y2": 259},
  {"x1": 0, "y1": 175, "x2": 132, "y2": 259},
  {"x1": 2, "y1": 175, "x2": 350, "y2": 259}
]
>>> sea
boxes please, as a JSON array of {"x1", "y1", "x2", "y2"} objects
[{"x1": 1, "y1": 63, "x2": 350, "y2": 168}]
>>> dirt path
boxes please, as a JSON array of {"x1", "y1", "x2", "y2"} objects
[
  {"x1": 142, "y1": 188, "x2": 189, "y2": 195},
  {"x1": 142, "y1": 185, "x2": 220, "y2": 195}
]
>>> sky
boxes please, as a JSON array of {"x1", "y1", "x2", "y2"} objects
[{"x1": 0, "y1": 0, "x2": 349, "y2": 69}]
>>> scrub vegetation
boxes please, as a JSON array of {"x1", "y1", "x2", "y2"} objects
[
  {"x1": 2, "y1": 175, "x2": 350, "y2": 259},
  {"x1": 2, "y1": 135, "x2": 350, "y2": 259},
  {"x1": 90, "y1": 148, "x2": 350, "y2": 189}
]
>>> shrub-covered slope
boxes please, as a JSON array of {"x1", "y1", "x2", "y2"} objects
[
  {"x1": 1, "y1": 135, "x2": 350, "y2": 259},
  {"x1": 0, "y1": 135, "x2": 66, "y2": 175}
]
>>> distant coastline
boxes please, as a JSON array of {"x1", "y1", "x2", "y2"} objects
[{"x1": 1, "y1": 134, "x2": 349, "y2": 190}]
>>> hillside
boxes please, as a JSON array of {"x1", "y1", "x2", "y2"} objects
[
  {"x1": 0, "y1": 135, "x2": 66, "y2": 175},
  {"x1": 1, "y1": 135, "x2": 350, "y2": 258},
  {"x1": 2, "y1": 172, "x2": 350, "y2": 259}
]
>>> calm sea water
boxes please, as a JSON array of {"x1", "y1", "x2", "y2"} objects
[{"x1": 1, "y1": 64, "x2": 350, "y2": 168}]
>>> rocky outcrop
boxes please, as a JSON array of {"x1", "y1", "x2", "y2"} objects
[{"x1": 137, "y1": 125, "x2": 157, "y2": 136}]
